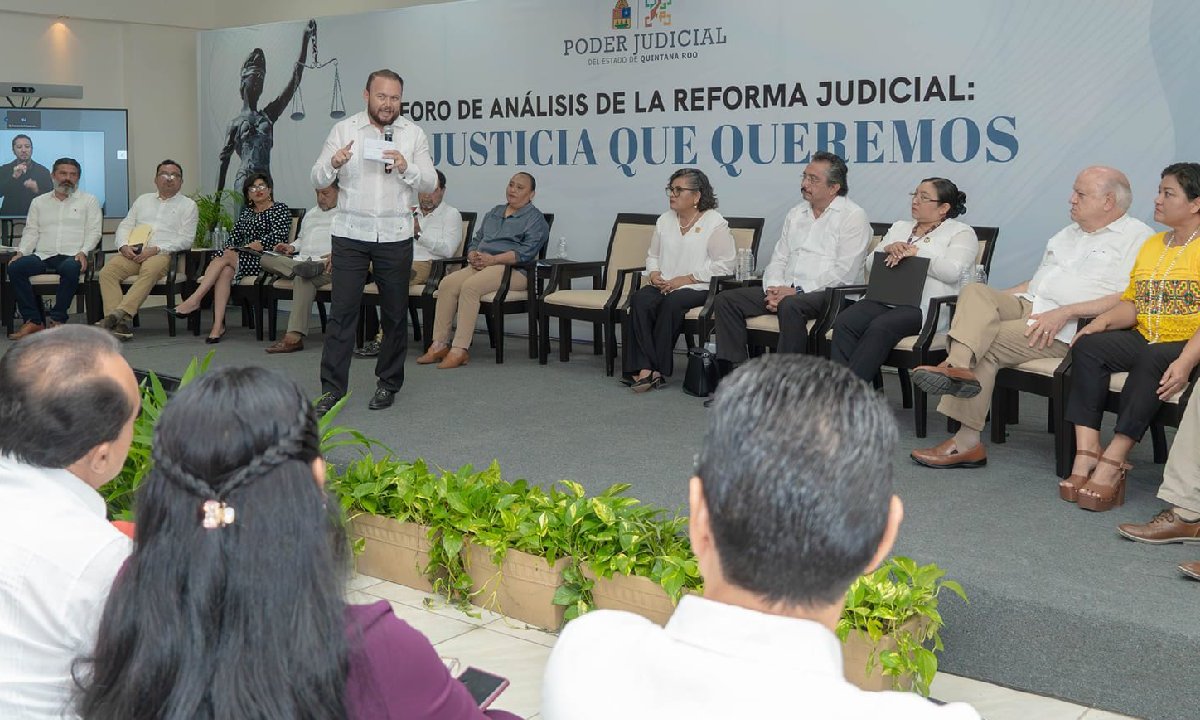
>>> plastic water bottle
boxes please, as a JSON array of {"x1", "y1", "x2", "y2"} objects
[
  {"x1": 735, "y1": 248, "x2": 752, "y2": 281},
  {"x1": 557, "y1": 236, "x2": 568, "y2": 260},
  {"x1": 958, "y1": 263, "x2": 974, "y2": 291},
  {"x1": 974, "y1": 264, "x2": 988, "y2": 285}
]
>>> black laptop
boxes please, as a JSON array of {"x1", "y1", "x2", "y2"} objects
[{"x1": 865, "y1": 251, "x2": 930, "y2": 307}]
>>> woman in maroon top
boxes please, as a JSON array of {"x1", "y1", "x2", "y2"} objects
[{"x1": 73, "y1": 366, "x2": 519, "y2": 720}]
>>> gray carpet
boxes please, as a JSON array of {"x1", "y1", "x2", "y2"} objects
[{"x1": 16, "y1": 309, "x2": 1195, "y2": 720}]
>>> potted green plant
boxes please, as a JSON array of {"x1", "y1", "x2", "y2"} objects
[
  {"x1": 189, "y1": 189, "x2": 240, "y2": 249},
  {"x1": 837, "y1": 556, "x2": 967, "y2": 696},
  {"x1": 332, "y1": 456, "x2": 447, "y2": 594}
]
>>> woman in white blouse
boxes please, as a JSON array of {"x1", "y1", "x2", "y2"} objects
[
  {"x1": 627, "y1": 168, "x2": 736, "y2": 392},
  {"x1": 831, "y1": 178, "x2": 977, "y2": 382}
]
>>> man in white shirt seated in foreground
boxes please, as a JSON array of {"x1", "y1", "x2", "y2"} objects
[
  {"x1": 542, "y1": 355, "x2": 979, "y2": 720},
  {"x1": 95, "y1": 159, "x2": 199, "y2": 340},
  {"x1": 910, "y1": 166, "x2": 1152, "y2": 469},
  {"x1": 0, "y1": 326, "x2": 140, "y2": 718},
  {"x1": 263, "y1": 182, "x2": 338, "y2": 354}
]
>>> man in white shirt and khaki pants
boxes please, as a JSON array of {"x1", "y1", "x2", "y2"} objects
[
  {"x1": 95, "y1": 159, "x2": 199, "y2": 340},
  {"x1": 311, "y1": 68, "x2": 436, "y2": 413},
  {"x1": 910, "y1": 166, "x2": 1153, "y2": 469},
  {"x1": 6, "y1": 157, "x2": 102, "y2": 340}
]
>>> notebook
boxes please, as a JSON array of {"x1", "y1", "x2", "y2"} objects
[{"x1": 865, "y1": 251, "x2": 930, "y2": 307}]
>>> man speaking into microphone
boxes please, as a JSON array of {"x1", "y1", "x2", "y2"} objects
[{"x1": 311, "y1": 69, "x2": 436, "y2": 413}]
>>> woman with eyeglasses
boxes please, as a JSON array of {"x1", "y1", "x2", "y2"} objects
[
  {"x1": 830, "y1": 178, "x2": 976, "y2": 382},
  {"x1": 625, "y1": 168, "x2": 736, "y2": 392},
  {"x1": 73, "y1": 367, "x2": 521, "y2": 720},
  {"x1": 169, "y1": 172, "x2": 292, "y2": 342}
]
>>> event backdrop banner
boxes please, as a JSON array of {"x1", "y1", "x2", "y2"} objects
[{"x1": 199, "y1": 0, "x2": 1199, "y2": 287}]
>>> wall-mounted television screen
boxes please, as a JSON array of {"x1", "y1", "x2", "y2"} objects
[{"x1": 0, "y1": 108, "x2": 129, "y2": 220}]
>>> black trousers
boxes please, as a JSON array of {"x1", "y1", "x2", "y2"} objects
[
  {"x1": 1065, "y1": 329, "x2": 1186, "y2": 440},
  {"x1": 713, "y1": 286, "x2": 826, "y2": 362},
  {"x1": 625, "y1": 285, "x2": 707, "y2": 377},
  {"x1": 320, "y1": 236, "x2": 413, "y2": 397},
  {"x1": 830, "y1": 299, "x2": 922, "y2": 383}
]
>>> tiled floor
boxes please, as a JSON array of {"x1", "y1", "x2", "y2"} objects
[{"x1": 347, "y1": 574, "x2": 1138, "y2": 720}]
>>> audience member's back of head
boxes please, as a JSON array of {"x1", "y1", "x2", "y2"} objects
[
  {"x1": 696, "y1": 355, "x2": 898, "y2": 608},
  {"x1": 0, "y1": 326, "x2": 133, "y2": 469},
  {"x1": 75, "y1": 366, "x2": 350, "y2": 720}
]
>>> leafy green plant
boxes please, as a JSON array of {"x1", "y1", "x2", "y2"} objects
[
  {"x1": 105, "y1": 359, "x2": 377, "y2": 521},
  {"x1": 189, "y1": 189, "x2": 240, "y2": 248},
  {"x1": 836, "y1": 556, "x2": 967, "y2": 696},
  {"x1": 102, "y1": 353, "x2": 215, "y2": 520}
]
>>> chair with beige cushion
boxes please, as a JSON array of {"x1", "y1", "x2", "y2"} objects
[
  {"x1": 538, "y1": 213, "x2": 657, "y2": 375},
  {"x1": 1052, "y1": 354, "x2": 1197, "y2": 478},
  {"x1": 86, "y1": 250, "x2": 189, "y2": 336},
  {"x1": 821, "y1": 225, "x2": 1000, "y2": 437},
  {"x1": 396, "y1": 210, "x2": 476, "y2": 343},
  {"x1": 681, "y1": 216, "x2": 765, "y2": 347}
]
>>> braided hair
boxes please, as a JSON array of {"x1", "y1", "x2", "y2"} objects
[{"x1": 75, "y1": 367, "x2": 350, "y2": 720}]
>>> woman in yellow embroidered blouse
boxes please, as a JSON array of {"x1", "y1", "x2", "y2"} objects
[{"x1": 1063, "y1": 162, "x2": 1200, "y2": 512}]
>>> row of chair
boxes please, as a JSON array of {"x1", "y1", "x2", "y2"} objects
[{"x1": 531, "y1": 215, "x2": 1192, "y2": 479}]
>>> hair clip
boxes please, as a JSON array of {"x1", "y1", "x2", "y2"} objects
[{"x1": 201, "y1": 499, "x2": 236, "y2": 529}]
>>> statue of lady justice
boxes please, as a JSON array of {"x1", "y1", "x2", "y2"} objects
[{"x1": 216, "y1": 19, "x2": 317, "y2": 195}]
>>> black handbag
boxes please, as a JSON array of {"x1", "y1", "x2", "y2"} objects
[{"x1": 682, "y1": 347, "x2": 719, "y2": 397}]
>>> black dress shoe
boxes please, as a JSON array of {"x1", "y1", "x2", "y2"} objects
[
  {"x1": 314, "y1": 394, "x2": 342, "y2": 417},
  {"x1": 164, "y1": 307, "x2": 193, "y2": 319},
  {"x1": 368, "y1": 387, "x2": 396, "y2": 410}
]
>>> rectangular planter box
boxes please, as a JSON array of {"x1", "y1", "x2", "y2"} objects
[
  {"x1": 464, "y1": 542, "x2": 568, "y2": 631},
  {"x1": 841, "y1": 618, "x2": 922, "y2": 692},
  {"x1": 349, "y1": 514, "x2": 438, "y2": 593},
  {"x1": 583, "y1": 567, "x2": 678, "y2": 626}
]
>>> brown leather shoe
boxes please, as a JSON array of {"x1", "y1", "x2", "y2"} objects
[
  {"x1": 416, "y1": 346, "x2": 450, "y2": 365},
  {"x1": 911, "y1": 365, "x2": 982, "y2": 398},
  {"x1": 265, "y1": 332, "x2": 304, "y2": 354},
  {"x1": 1179, "y1": 562, "x2": 1200, "y2": 581},
  {"x1": 1118, "y1": 509, "x2": 1200, "y2": 544},
  {"x1": 911, "y1": 437, "x2": 988, "y2": 469},
  {"x1": 8, "y1": 321, "x2": 45, "y2": 340},
  {"x1": 437, "y1": 348, "x2": 470, "y2": 369}
]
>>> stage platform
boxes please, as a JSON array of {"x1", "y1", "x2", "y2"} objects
[{"x1": 17, "y1": 310, "x2": 1193, "y2": 720}]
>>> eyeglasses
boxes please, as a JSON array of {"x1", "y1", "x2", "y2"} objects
[
  {"x1": 665, "y1": 186, "x2": 698, "y2": 197},
  {"x1": 910, "y1": 192, "x2": 938, "y2": 204},
  {"x1": 157, "y1": 172, "x2": 180, "y2": 180},
  {"x1": 249, "y1": 184, "x2": 270, "y2": 192}
]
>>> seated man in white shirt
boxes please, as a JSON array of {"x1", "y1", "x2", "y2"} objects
[
  {"x1": 910, "y1": 166, "x2": 1153, "y2": 469},
  {"x1": 0, "y1": 326, "x2": 140, "y2": 719},
  {"x1": 95, "y1": 159, "x2": 199, "y2": 340},
  {"x1": 262, "y1": 182, "x2": 338, "y2": 354},
  {"x1": 712, "y1": 151, "x2": 872, "y2": 372},
  {"x1": 6, "y1": 157, "x2": 103, "y2": 340},
  {"x1": 357, "y1": 169, "x2": 462, "y2": 357},
  {"x1": 543, "y1": 355, "x2": 980, "y2": 720}
]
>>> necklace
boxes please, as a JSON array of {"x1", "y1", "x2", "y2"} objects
[
  {"x1": 907, "y1": 220, "x2": 942, "y2": 244},
  {"x1": 678, "y1": 210, "x2": 703, "y2": 235},
  {"x1": 1146, "y1": 226, "x2": 1199, "y2": 343}
]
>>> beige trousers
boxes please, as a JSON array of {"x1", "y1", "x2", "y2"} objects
[
  {"x1": 938, "y1": 283, "x2": 1068, "y2": 431},
  {"x1": 260, "y1": 254, "x2": 332, "y2": 336},
  {"x1": 433, "y1": 265, "x2": 527, "y2": 349},
  {"x1": 410, "y1": 260, "x2": 432, "y2": 288},
  {"x1": 97, "y1": 253, "x2": 172, "y2": 318},
  {"x1": 1159, "y1": 393, "x2": 1200, "y2": 514}
]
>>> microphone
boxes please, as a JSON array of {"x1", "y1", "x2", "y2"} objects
[{"x1": 383, "y1": 125, "x2": 394, "y2": 173}]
